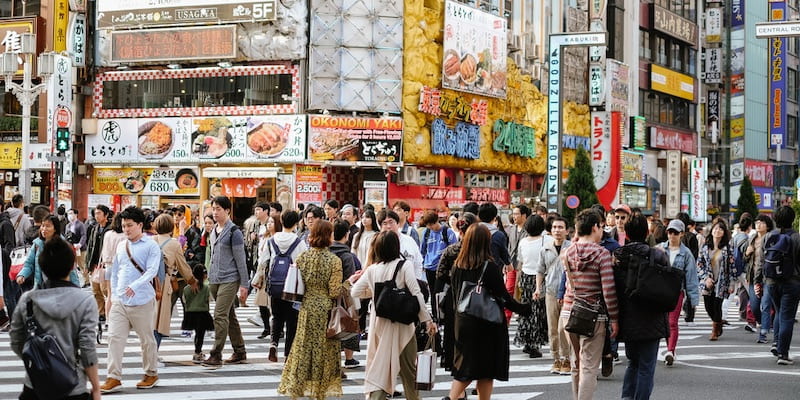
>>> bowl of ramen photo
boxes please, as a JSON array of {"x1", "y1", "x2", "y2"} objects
[
  {"x1": 247, "y1": 122, "x2": 290, "y2": 158},
  {"x1": 192, "y1": 117, "x2": 233, "y2": 158},
  {"x1": 175, "y1": 169, "x2": 198, "y2": 190},
  {"x1": 138, "y1": 121, "x2": 173, "y2": 159}
]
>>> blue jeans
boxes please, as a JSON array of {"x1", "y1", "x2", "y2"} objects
[
  {"x1": 761, "y1": 284, "x2": 775, "y2": 338},
  {"x1": 3, "y1": 279, "x2": 21, "y2": 319},
  {"x1": 621, "y1": 339, "x2": 660, "y2": 400},
  {"x1": 769, "y1": 280, "x2": 800, "y2": 358},
  {"x1": 748, "y1": 284, "x2": 762, "y2": 324}
]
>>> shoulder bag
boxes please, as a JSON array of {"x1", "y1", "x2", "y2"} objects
[
  {"x1": 563, "y1": 260, "x2": 604, "y2": 337},
  {"x1": 126, "y1": 242, "x2": 163, "y2": 301},
  {"x1": 22, "y1": 300, "x2": 79, "y2": 399},
  {"x1": 629, "y1": 248, "x2": 683, "y2": 312},
  {"x1": 374, "y1": 259, "x2": 420, "y2": 324},
  {"x1": 456, "y1": 261, "x2": 505, "y2": 325},
  {"x1": 326, "y1": 289, "x2": 360, "y2": 340}
]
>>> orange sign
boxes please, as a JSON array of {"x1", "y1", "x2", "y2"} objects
[{"x1": 110, "y1": 25, "x2": 236, "y2": 63}]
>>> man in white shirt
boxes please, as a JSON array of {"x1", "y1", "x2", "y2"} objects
[
  {"x1": 101, "y1": 207, "x2": 161, "y2": 394},
  {"x1": 378, "y1": 210, "x2": 426, "y2": 299}
]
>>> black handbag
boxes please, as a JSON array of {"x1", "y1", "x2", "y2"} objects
[
  {"x1": 456, "y1": 261, "x2": 505, "y2": 325},
  {"x1": 564, "y1": 263, "x2": 604, "y2": 337},
  {"x1": 22, "y1": 300, "x2": 79, "y2": 399},
  {"x1": 374, "y1": 259, "x2": 421, "y2": 324},
  {"x1": 628, "y1": 248, "x2": 684, "y2": 312}
]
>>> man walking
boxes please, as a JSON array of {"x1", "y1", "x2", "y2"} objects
[
  {"x1": 66, "y1": 208, "x2": 88, "y2": 285},
  {"x1": 506, "y1": 204, "x2": 531, "y2": 320},
  {"x1": 203, "y1": 196, "x2": 249, "y2": 369},
  {"x1": 768, "y1": 206, "x2": 800, "y2": 365},
  {"x1": 420, "y1": 210, "x2": 456, "y2": 307},
  {"x1": 100, "y1": 207, "x2": 160, "y2": 393},
  {"x1": 86, "y1": 205, "x2": 113, "y2": 317},
  {"x1": 8, "y1": 194, "x2": 31, "y2": 246},
  {"x1": 393, "y1": 201, "x2": 420, "y2": 246}
]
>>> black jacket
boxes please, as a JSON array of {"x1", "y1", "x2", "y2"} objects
[
  {"x1": 0, "y1": 212, "x2": 15, "y2": 277},
  {"x1": 84, "y1": 221, "x2": 110, "y2": 271},
  {"x1": 612, "y1": 242, "x2": 670, "y2": 342},
  {"x1": 329, "y1": 242, "x2": 356, "y2": 281}
]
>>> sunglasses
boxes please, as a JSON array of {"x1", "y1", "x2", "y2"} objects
[
  {"x1": 667, "y1": 230, "x2": 681, "y2": 235},
  {"x1": 615, "y1": 215, "x2": 627, "y2": 220}
]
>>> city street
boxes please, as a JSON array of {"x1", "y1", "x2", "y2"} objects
[{"x1": 1, "y1": 295, "x2": 798, "y2": 399}]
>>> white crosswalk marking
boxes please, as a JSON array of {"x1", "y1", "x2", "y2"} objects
[{"x1": 0, "y1": 293, "x2": 762, "y2": 399}]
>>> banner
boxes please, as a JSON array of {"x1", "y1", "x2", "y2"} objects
[
  {"x1": 93, "y1": 167, "x2": 200, "y2": 196},
  {"x1": 690, "y1": 157, "x2": 708, "y2": 222},
  {"x1": 47, "y1": 54, "x2": 73, "y2": 183},
  {"x1": 745, "y1": 160, "x2": 775, "y2": 187},
  {"x1": 769, "y1": 0, "x2": 787, "y2": 149},
  {"x1": 707, "y1": 90, "x2": 720, "y2": 144},
  {"x1": 97, "y1": 0, "x2": 278, "y2": 28},
  {"x1": 591, "y1": 111, "x2": 621, "y2": 210},
  {"x1": 651, "y1": 64, "x2": 694, "y2": 101},
  {"x1": 67, "y1": 12, "x2": 86, "y2": 67},
  {"x1": 295, "y1": 165, "x2": 323, "y2": 207},
  {"x1": 706, "y1": 8, "x2": 722, "y2": 43},
  {"x1": 308, "y1": 115, "x2": 402, "y2": 162},
  {"x1": 705, "y1": 48, "x2": 721, "y2": 84},
  {"x1": 665, "y1": 150, "x2": 681, "y2": 219},
  {"x1": 87, "y1": 115, "x2": 306, "y2": 164},
  {"x1": 442, "y1": 0, "x2": 507, "y2": 98}
]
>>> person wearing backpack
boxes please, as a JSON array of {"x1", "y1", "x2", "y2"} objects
[
  {"x1": 612, "y1": 212, "x2": 670, "y2": 400},
  {"x1": 696, "y1": 218, "x2": 736, "y2": 341},
  {"x1": 10, "y1": 237, "x2": 101, "y2": 400},
  {"x1": 658, "y1": 219, "x2": 699, "y2": 366},
  {"x1": 420, "y1": 210, "x2": 456, "y2": 309},
  {"x1": 764, "y1": 206, "x2": 800, "y2": 365},
  {"x1": 257, "y1": 210, "x2": 307, "y2": 363},
  {"x1": 750, "y1": 214, "x2": 776, "y2": 343}
]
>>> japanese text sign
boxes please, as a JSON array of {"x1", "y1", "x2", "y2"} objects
[
  {"x1": 430, "y1": 118, "x2": 480, "y2": 159},
  {"x1": 97, "y1": 0, "x2": 278, "y2": 29},
  {"x1": 308, "y1": 115, "x2": 403, "y2": 162},
  {"x1": 295, "y1": 165, "x2": 323, "y2": 207},
  {"x1": 653, "y1": 5, "x2": 697, "y2": 44},
  {"x1": 769, "y1": 0, "x2": 787, "y2": 149},
  {"x1": 67, "y1": 12, "x2": 86, "y2": 67},
  {"x1": 745, "y1": 160, "x2": 775, "y2": 187},
  {"x1": 93, "y1": 167, "x2": 200, "y2": 196},
  {"x1": 418, "y1": 86, "x2": 489, "y2": 126},
  {"x1": 110, "y1": 25, "x2": 237, "y2": 63}
]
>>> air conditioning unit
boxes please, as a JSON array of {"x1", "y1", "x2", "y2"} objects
[
  {"x1": 525, "y1": 41, "x2": 540, "y2": 61},
  {"x1": 397, "y1": 166, "x2": 419, "y2": 185},
  {"x1": 509, "y1": 34, "x2": 522, "y2": 51},
  {"x1": 511, "y1": 53, "x2": 525, "y2": 68}
]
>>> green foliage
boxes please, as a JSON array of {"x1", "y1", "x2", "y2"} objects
[
  {"x1": 735, "y1": 175, "x2": 758, "y2": 223},
  {"x1": 791, "y1": 198, "x2": 800, "y2": 231},
  {"x1": 562, "y1": 148, "x2": 599, "y2": 226},
  {"x1": 0, "y1": 116, "x2": 38, "y2": 131}
]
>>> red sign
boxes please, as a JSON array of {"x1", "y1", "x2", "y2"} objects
[
  {"x1": 649, "y1": 126, "x2": 696, "y2": 154},
  {"x1": 221, "y1": 178, "x2": 265, "y2": 198},
  {"x1": 295, "y1": 165, "x2": 323, "y2": 206},
  {"x1": 55, "y1": 107, "x2": 71, "y2": 128},
  {"x1": 467, "y1": 188, "x2": 509, "y2": 204},
  {"x1": 745, "y1": 159, "x2": 774, "y2": 187}
]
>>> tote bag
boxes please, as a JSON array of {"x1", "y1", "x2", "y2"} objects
[{"x1": 281, "y1": 264, "x2": 304, "y2": 302}]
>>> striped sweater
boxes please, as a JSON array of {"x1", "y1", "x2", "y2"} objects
[{"x1": 560, "y1": 241, "x2": 619, "y2": 323}]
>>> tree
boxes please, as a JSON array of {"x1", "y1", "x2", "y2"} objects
[
  {"x1": 735, "y1": 175, "x2": 758, "y2": 223},
  {"x1": 562, "y1": 148, "x2": 599, "y2": 226}
]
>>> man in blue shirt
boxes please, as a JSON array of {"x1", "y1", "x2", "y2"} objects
[
  {"x1": 101, "y1": 207, "x2": 161, "y2": 394},
  {"x1": 420, "y1": 210, "x2": 457, "y2": 308}
]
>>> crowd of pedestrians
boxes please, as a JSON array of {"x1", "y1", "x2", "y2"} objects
[{"x1": 3, "y1": 193, "x2": 800, "y2": 400}]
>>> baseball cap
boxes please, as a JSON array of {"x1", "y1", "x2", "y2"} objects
[
  {"x1": 667, "y1": 219, "x2": 685, "y2": 233},
  {"x1": 615, "y1": 204, "x2": 632, "y2": 215}
]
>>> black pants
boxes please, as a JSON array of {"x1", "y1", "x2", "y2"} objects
[
  {"x1": 425, "y1": 269, "x2": 437, "y2": 310},
  {"x1": 683, "y1": 296, "x2": 696, "y2": 322},
  {"x1": 258, "y1": 306, "x2": 271, "y2": 334},
  {"x1": 270, "y1": 296, "x2": 298, "y2": 356},
  {"x1": 194, "y1": 329, "x2": 207, "y2": 353},
  {"x1": 359, "y1": 299, "x2": 370, "y2": 332},
  {"x1": 704, "y1": 295, "x2": 724, "y2": 322},
  {"x1": 20, "y1": 385, "x2": 89, "y2": 400}
]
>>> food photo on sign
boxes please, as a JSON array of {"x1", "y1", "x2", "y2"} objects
[
  {"x1": 192, "y1": 117, "x2": 234, "y2": 159},
  {"x1": 138, "y1": 120, "x2": 174, "y2": 159}
]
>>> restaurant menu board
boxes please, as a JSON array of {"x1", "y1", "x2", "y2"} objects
[
  {"x1": 87, "y1": 115, "x2": 307, "y2": 164},
  {"x1": 308, "y1": 115, "x2": 403, "y2": 162},
  {"x1": 93, "y1": 167, "x2": 200, "y2": 196},
  {"x1": 295, "y1": 165, "x2": 323, "y2": 207},
  {"x1": 442, "y1": 0, "x2": 507, "y2": 98}
]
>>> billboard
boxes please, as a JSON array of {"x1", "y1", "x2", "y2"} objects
[{"x1": 97, "y1": 0, "x2": 277, "y2": 28}]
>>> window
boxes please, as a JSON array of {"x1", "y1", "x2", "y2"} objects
[
  {"x1": 418, "y1": 169, "x2": 439, "y2": 186},
  {"x1": 656, "y1": 37, "x2": 667, "y2": 65},
  {"x1": 640, "y1": 30, "x2": 652, "y2": 60},
  {"x1": 673, "y1": 100, "x2": 688, "y2": 127},
  {"x1": 689, "y1": 104, "x2": 696, "y2": 130},
  {"x1": 659, "y1": 97, "x2": 673, "y2": 125},
  {"x1": 687, "y1": 49, "x2": 697, "y2": 75},
  {"x1": 670, "y1": 43, "x2": 682, "y2": 70},
  {"x1": 788, "y1": 115, "x2": 798, "y2": 148}
]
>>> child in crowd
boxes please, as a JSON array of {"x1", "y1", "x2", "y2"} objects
[{"x1": 182, "y1": 263, "x2": 214, "y2": 364}]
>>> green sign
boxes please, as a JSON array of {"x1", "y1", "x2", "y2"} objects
[{"x1": 492, "y1": 120, "x2": 535, "y2": 158}]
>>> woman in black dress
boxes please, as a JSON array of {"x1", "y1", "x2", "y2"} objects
[{"x1": 445, "y1": 224, "x2": 532, "y2": 400}]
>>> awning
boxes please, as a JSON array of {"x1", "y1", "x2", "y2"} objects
[
  {"x1": 405, "y1": 199, "x2": 448, "y2": 211},
  {"x1": 202, "y1": 167, "x2": 280, "y2": 179}
]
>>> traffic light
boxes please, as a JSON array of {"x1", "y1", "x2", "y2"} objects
[{"x1": 56, "y1": 128, "x2": 70, "y2": 153}]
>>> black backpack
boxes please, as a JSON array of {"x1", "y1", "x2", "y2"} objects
[
  {"x1": 22, "y1": 300, "x2": 79, "y2": 399},
  {"x1": 625, "y1": 248, "x2": 684, "y2": 312},
  {"x1": 267, "y1": 238, "x2": 302, "y2": 297},
  {"x1": 763, "y1": 230, "x2": 795, "y2": 280}
]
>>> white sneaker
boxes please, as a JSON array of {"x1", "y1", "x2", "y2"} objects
[
  {"x1": 664, "y1": 351, "x2": 674, "y2": 366},
  {"x1": 247, "y1": 316, "x2": 264, "y2": 327},
  {"x1": 686, "y1": 321, "x2": 697, "y2": 327}
]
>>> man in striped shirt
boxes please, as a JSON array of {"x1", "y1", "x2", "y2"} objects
[{"x1": 560, "y1": 209, "x2": 618, "y2": 400}]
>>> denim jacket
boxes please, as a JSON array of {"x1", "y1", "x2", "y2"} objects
[{"x1": 659, "y1": 242, "x2": 700, "y2": 307}]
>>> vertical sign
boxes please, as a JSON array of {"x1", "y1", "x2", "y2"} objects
[
  {"x1": 546, "y1": 39, "x2": 562, "y2": 211},
  {"x1": 690, "y1": 157, "x2": 708, "y2": 222},
  {"x1": 591, "y1": 111, "x2": 621, "y2": 210},
  {"x1": 707, "y1": 90, "x2": 720, "y2": 144},
  {"x1": 665, "y1": 150, "x2": 681, "y2": 218},
  {"x1": 46, "y1": 55, "x2": 73, "y2": 183},
  {"x1": 294, "y1": 165, "x2": 323, "y2": 207},
  {"x1": 53, "y1": 0, "x2": 69, "y2": 52},
  {"x1": 706, "y1": 8, "x2": 722, "y2": 43},
  {"x1": 631, "y1": 116, "x2": 646, "y2": 150},
  {"x1": 770, "y1": 0, "x2": 787, "y2": 149},
  {"x1": 705, "y1": 48, "x2": 722, "y2": 83},
  {"x1": 731, "y1": 0, "x2": 745, "y2": 28},
  {"x1": 589, "y1": 65, "x2": 604, "y2": 106},
  {"x1": 67, "y1": 12, "x2": 86, "y2": 67}
]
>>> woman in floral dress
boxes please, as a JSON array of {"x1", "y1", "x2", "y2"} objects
[
  {"x1": 278, "y1": 220, "x2": 344, "y2": 400},
  {"x1": 514, "y1": 215, "x2": 552, "y2": 358}
]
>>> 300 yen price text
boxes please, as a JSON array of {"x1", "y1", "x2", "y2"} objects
[{"x1": 296, "y1": 183, "x2": 321, "y2": 193}]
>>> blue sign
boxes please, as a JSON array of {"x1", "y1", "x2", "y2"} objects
[
  {"x1": 770, "y1": 0, "x2": 787, "y2": 149},
  {"x1": 431, "y1": 118, "x2": 480, "y2": 159},
  {"x1": 731, "y1": 0, "x2": 744, "y2": 28}
]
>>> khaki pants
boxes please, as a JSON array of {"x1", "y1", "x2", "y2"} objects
[
  {"x1": 106, "y1": 300, "x2": 158, "y2": 381},
  {"x1": 92, "y1": 279, "x2": 108, "y2": 318},
  {"x1": 367, "y1": 336, "x2": 419, "y2": 400},
  {"x1": 546, "y1": 293, "x2": 570, "y2": 361},
  {"x1": 209, "y1": 282, "x2": 246, "y2": 356},
  {"x1": 561, "y1": 316, "x2": 606, "y2": 400},
  {"x1": 75, "y1": 252, "x2": 89, "y2": 285}
]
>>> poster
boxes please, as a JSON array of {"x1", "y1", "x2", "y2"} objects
[
  {"x1": 364, "y1": 181, "x2": 387, "y2": 210},
  {"x1": 308, "y1": 115, "x2": 403, "y2": 162},
  {"x1": 295, "y1": 165, "x2": 323, "y2": 207},
  {"x1": 442, "y1": 0, "x2": 507, "y2": 98},
  {"x1": 86, "y1": 115, "x2": 307, "y2": 164},
  {"x1": 93, "y1": 167, "x2": 200, "y2": 196},
  {"x1": 276, "y1": 173, "x2": 294, "y2": 212},
  {"x1": 690, "y1": 157, "x2": 708, "y2": 222}
]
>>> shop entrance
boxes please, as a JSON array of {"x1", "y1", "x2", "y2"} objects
[{"x1": 229, "y1": 180, "x2": 275, "y2": 226}]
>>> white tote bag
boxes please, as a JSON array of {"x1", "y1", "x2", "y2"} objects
[
  {"x1": 415, "y1": 335, "x2": 436, "y2": 391},
  {"x1": 281, "y1": 264, "x2": 305, "y2": 302}
]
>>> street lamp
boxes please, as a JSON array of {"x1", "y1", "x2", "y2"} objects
[{"x1": 0, "y1": 33, "x2": 55, "y2": 203}]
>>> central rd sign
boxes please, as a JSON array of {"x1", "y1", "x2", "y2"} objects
[
  {"x1": 755, "y1": 21, "x2": 800, "y2": 39},
  {"x1": 546, "y1": 31, "x2": 607, "y2": 213}
]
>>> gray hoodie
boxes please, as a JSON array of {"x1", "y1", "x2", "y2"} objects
[
  {"x1": 9, "y1": 281, "x2": 98, "y2": 396},
  {"x1": 7, "y1": 207, "x2": 31, "y2": 246},
  {"x1": 258, "y1": 231, "x2": 308, "y2": 269}
]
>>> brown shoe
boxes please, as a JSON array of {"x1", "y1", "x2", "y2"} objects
[
  {"x1": 100, "y1": 378, "x2": 122, "y2": 394},
  {"x1": 136, "y1": 375, "x2": 158, "y2": 389},
  {"x1": 559, "y1": 360, "x2": 572, "y2": 375},
  {"x1": 268, "y1": 346, "x2": 278, "y2": 362},
  {"x1": 225, "y1": 352, "x2": 247, "y2": 364},
  {"x1": 202, "y1": 353, "x2": 223, "y2": 369},
  {"x1": 709, "y1": 322, "x2": 719, "y2": 341}
]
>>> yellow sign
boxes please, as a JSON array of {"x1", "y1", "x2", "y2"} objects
[
  {"x1": 0, "y1": 143, "x2": 22, "y2": 169},
  {"x1": 650, "y1": 64, "x2": 695, "y2": 101},
  {"x1": 0, "y1": 19, "x2": 35, "y2": 75},
  {"x1": 731, "y1": 118, "x2": 745, "y2": 138},
  {"x1": 53, "y1": 0, "x2": 69, "y2": 52}
]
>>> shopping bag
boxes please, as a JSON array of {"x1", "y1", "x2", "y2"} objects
[
  {"x1": 281, "y1": 264, "x2": 305, "y2": 302},
  {"x1": 415, "y1": 334, "x2": 436, "y2": 391},
  {"x1": 326, "y1": 290, "x2": 360, "y2": 340}
]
